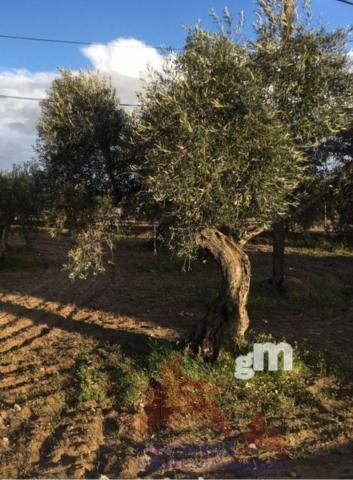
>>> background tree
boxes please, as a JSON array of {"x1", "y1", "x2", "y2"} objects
[
  {"x1": 313, "y1": 121, "x2": 353, "y2": 230},
  {"x1": 37, "y1": 69, "x2": 134, "y2": 229},
  {"x1": 0, "y1": 162, "x2": 44, "y2": 257},
  {"x1": 254, "y1": 0, "x2": 353, "y2": 284},
  {"x1": 136, "y1": 0, "x2": 353, "y2": 360}
]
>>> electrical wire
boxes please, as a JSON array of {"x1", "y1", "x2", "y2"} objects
[
  {"x1": 0, "y1": 33, "x2": 179, "y2": 50},
  {"x1": 335, "y1": 0, "x2": 353, "y2": 6},
  {"x1": 0, "y1": 94, "x2": 139, "y2": 107}
]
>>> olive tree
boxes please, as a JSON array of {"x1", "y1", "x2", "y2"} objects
[
  {"x1": 0, "y1": 172, "x2": 12, "y2": 255},
  {"x1": 0, "y1": 162, "x2": 43, "y2": 256},
  {"x1": 313, "y1": 123, "x2": 353, "y2": 229},
  {"x1": 37, "y1": 70, "x2": 142, "y2": 278},
  {"x1": 136, "y1": 1, "x2": 353, "y2": 360},
  {"x1": 254, "y1": 0, "x2": 353, "y2": 284},
  {"x1": 37, "y1": 69, "x2": 134, "y2": 225}
]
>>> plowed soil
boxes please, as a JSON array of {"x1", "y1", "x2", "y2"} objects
[{"x1": 0, "y1": 232, "x2": 353, "y2": 478}]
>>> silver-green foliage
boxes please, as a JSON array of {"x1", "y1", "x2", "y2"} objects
[
  {"x1": 0, "y1": 162, "x2": 43, "y2": 224},
  {"x1": 64, "y1": 198, "x2": 121, "y2": 280},
  {"x1": 137, "y1": 1, "x2": 353, "y2": 259},
  {"x1": 37, "y1": 69, "x2": 132, "y2": 209}
]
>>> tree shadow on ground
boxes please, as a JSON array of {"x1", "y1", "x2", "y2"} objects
[{"x1": 0, "y1": 298, "x2": 171, "y2": 364}]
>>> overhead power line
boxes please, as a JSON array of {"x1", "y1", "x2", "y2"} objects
[
  {"x1": 0, "y1": 27, "x2": 351, "y2": 46},
  {"x1": 0, "y1": 34, "x2": 92, "y2": 46},
  {"x1": 0, "y1": 33, "x2": 179, "y2": 50},
  {"x1": 335, "y1": 0, "x2": 353, "y2": 5},
  {"x1": 0, "y1": 94, "x2": 139, "y2": 107}
]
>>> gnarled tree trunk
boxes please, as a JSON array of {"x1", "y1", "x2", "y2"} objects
[{"x1": 185, "y1": 228, "x2": 251, "y2": 362}]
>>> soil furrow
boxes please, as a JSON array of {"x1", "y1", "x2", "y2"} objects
[{"x1": 0, "y1": 326, "x2": 51, "y2": 355}]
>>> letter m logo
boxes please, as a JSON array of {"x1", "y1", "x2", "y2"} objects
[{"x1": 253, "y1": 342, "x2": 293, "y2": 372}]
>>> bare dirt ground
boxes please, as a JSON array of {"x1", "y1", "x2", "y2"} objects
[{"x1": 0, "y1": 232, "x2": 352, "y2": 478}]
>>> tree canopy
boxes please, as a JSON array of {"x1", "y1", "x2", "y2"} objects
[
  {"x1": 134, "y1": 1, "x2": 353, "y2": 358},
  {"x1": 137, "y1": 2, "x2": 353, "y2": 260},
  {"x1": 37, "y1": 69, "x2": 133, "y2": 223},
  {"x1": 36, "y1": 0, "x2": 353, "y2": 359},
  {"x1": 0, "y1": 162, "x2": 44, "y2": 255}
]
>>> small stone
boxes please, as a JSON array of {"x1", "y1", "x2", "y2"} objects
[
  {"x1": 179, "y1": 310, "x2": 194, "y2": 318},
  {"x1": 248, "y1": 443, "x2": 257, "y2": 450},
  {"x1": 1, "y1": 437, "x2": 9, "y2": 448},
  {"x1": 280, "y1": 276, "x2": 310, "y2": 299},
  {"x1": 13, "y1": 403, "x2": 21, "y2": 412}
]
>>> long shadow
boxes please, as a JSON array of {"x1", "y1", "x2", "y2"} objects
[
  {"x1": 0, "y1": 235, "x2": 213, "y2": 334},
  {"x1": 2, "y1": 233, "x2": 353, "y2": 354},
  {"x1": 3, "y1": 240, "x2": 353, "y2": 303},
  {"x1": 0, "y1": 298, "x2": 164, "y2": 363}
]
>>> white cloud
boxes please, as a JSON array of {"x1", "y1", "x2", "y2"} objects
[
  {"x1": 0, "y1": 69, "x2": 56, "y2": 170},
  {"x1": 81, "y1": 38, "x2": 163, "y2": 79},
  {"x1": 0, "y1": 38, "x2": 164, "y2": 170},
  {"x1": 107, "y1": 72, "x2": 142, "y2": 106}
]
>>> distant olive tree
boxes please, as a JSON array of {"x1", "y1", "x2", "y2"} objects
[
  {"x1": 37, "y1": 69, "x2": 134, "y2": 227},
  {"x1": 136, "y1": 0, "x2": 353, "y2": 360},
  {"x1": 0, "y1": 162, "x2": 43, "y2": 256},
  {"x1": 37, "y1": 69, "x2": 140, "y2": 274},
  {"x1": 312, "y1": 123, "x2": 353, "y2": 230},
  {"x1": 255, "y1": 0, "x2": 353, "y2": 283}
]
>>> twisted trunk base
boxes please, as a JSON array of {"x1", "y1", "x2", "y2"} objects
[{"x1": 185, "y1": 229, "x2": 251, "y2": 362}]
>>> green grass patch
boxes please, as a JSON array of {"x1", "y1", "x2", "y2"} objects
[
  {"x1": 249, "y1": 271, "x2": 350, "y2": 317},
  {"x1": 127, "y1": 332, "x2": 353, "y2": 460},
  {"x1": 71, "y1": 342, "x2": 149, "y2": 408},
  {"x1": 68, "y1": 333, "x2": 353, "y2": 461}
]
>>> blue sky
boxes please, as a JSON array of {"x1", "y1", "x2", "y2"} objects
[
  {"x1": 0, "y1": 0, "x2": 352, "y2": 72},
  {"x1": 0, "y1": 0, "x2": 352, "y2": 169}
]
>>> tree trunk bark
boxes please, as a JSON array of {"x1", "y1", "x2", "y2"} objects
[
  {"x1": 185, "y1": 229, "x2": 251, "y2": 362},
  {"x1": 272, "y1": 220, "x2": 285, "y2": 285},
  {"x1": 3, "y1": 224, "x2": 10, "y2": 249},
  {"x1": 104, "y1": 147, "x2": 124, "y2": 205},
  {"x1": 0, "y1": 226, "x2": 4, "y2": 257},
  {"x1": 0, "y1": 225, "x2": 7, "y2": 257},
  {"x1": 0, "y1": 219, "x2": 12, "y2": 257}
]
